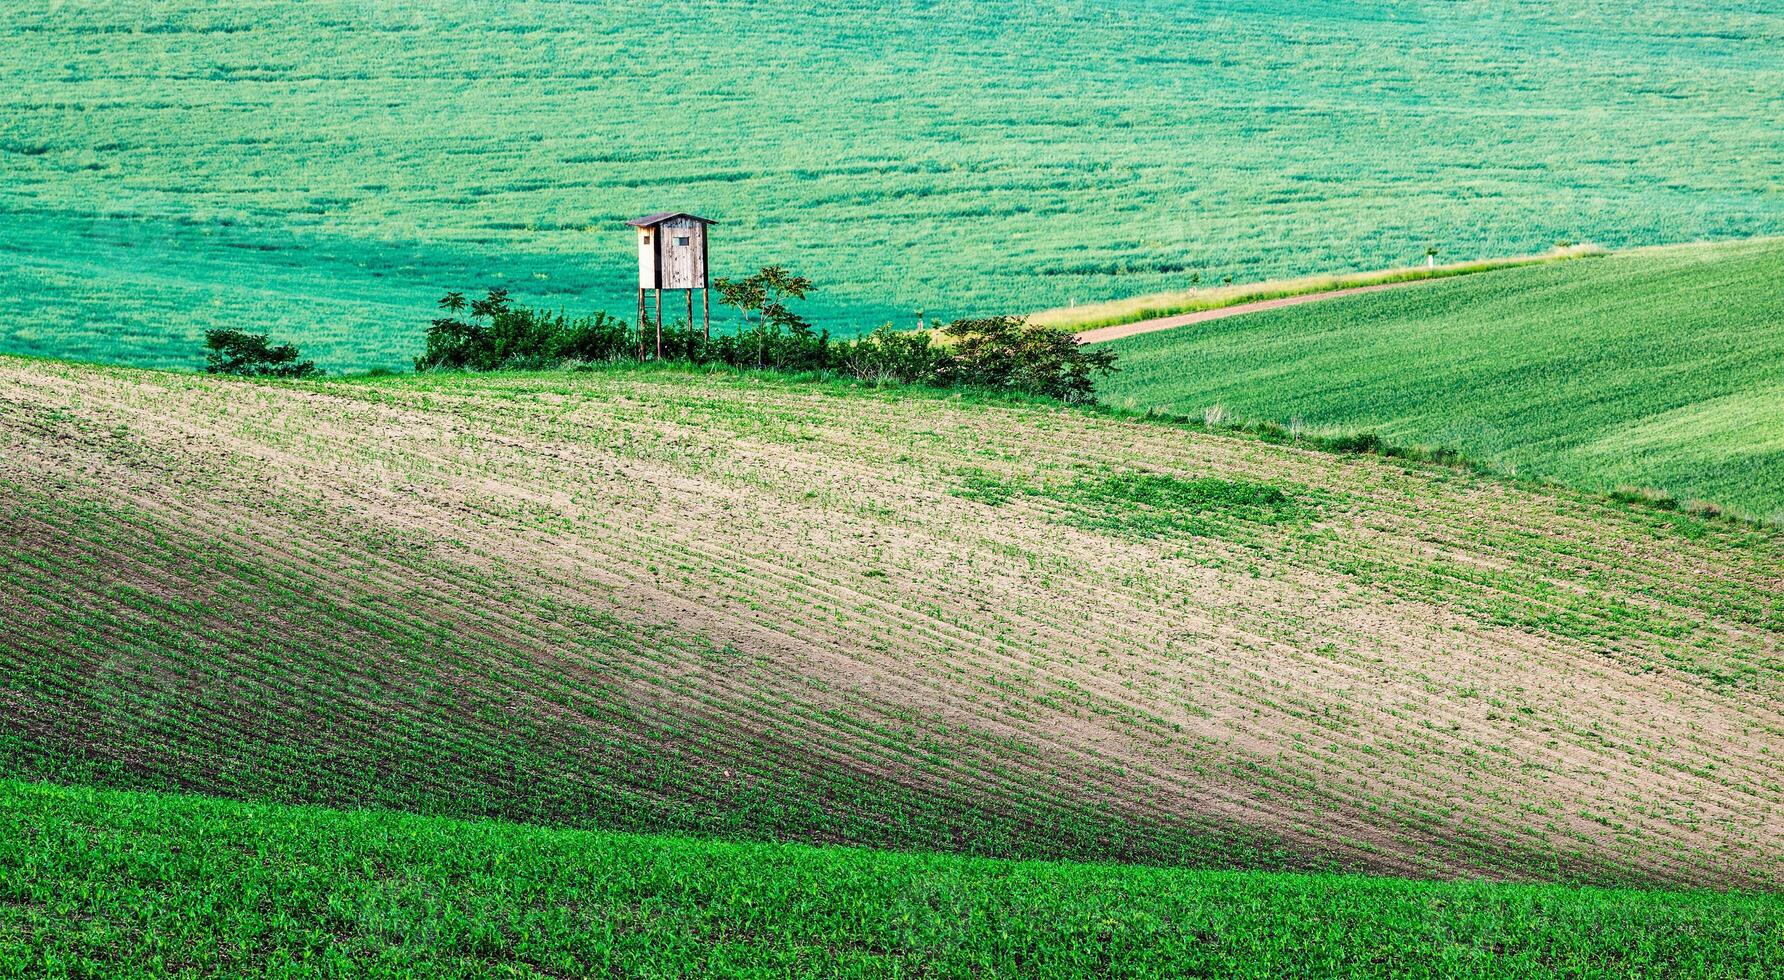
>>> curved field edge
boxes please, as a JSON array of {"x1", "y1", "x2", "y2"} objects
[
  {"x1": 1096, "y1": 237, "x2": 1784, "y2": 519},
  {"x1": 1033, "y1": 246, "x2": 1605, "y2": 334},
  {"x1": 4, "y1": 779, "x2": 1779, "y2": 980},
  {"x1": 1, "y1": 357, "x2": 1780, "y2": 891}
]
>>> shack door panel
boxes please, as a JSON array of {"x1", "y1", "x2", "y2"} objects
[{"x1": 662, "y1": 220, "x2": 702, "y2": 290}]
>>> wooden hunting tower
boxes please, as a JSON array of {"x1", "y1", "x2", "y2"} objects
[{"x1": 627, "y1": 211, "x2": 714, "y2": 358}]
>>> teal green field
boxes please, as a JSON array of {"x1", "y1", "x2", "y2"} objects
[
  {"x1": 1098, "y1": 238, "x2": 1784, "y2": 520},
  {"x1": 5, "y1": 779, "x2": 1777, "y2": 979},
  {"x1": 5, "y1": 0, "x2": 1784, "y2": 370}
]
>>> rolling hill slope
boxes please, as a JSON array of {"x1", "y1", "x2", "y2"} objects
[
  {"x1": 3, "y1": 358, "x2": 1779, "y2": 891},
  {"x1": 1097, "y1": 238, "x2": 1784, "y2": 519},
  {"x1": 5, "y1": 0, "x2": 1784, "y2": 370}
]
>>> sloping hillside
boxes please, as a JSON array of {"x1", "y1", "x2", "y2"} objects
[
  {"x1": 8, "y1": 780, "x2": 1780, "y2": 978},
  {"x1": 6, "y1": 1, "x2": 1784, "y2": 369},
  {"x1": 1098, "y1": 238, "x2": 1784, "y2": 518},
  {"x1": 2, "y1": 359, "x2": 1780, "y2": 889}
]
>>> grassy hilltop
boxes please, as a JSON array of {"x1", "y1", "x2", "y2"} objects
[
  {"x1": 5, "y1": 0, "x2": 1784, "y2": 370},
  {"x1": 1097, "y1": 238, "x2": 1784, "y2": 520},
  {"x1": 4, "y1": 358, "x2": 1779, "y2": 895}
]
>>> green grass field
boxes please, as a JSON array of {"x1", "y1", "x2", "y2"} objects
[
  {"x1": 5, "y1": 0, "x2": 1784, "y2": 370},
  {"x1": 1097, "y1": 238, "x2": 1784, "y2": 520},
  {"x1": 5, "y1": 779, "x2": 1778, "y2": 979}
]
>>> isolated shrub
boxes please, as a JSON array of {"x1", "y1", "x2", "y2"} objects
[
  {"x1": 838, "y1": 324, "x2": 949, "y2": 385},
  {"x1": 202, "y1": 329, "x2": 319, "y2": 378},
  {"x1": 938, "y1": 315, "x2": 1116, "y2": 403}
]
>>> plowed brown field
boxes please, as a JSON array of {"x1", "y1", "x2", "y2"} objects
[{"x1": 2, "y1": 358, "x2": 1778, "y2": 889}]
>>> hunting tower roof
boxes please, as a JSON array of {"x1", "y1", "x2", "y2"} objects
[{"x1": 626, "y1": 212, "x2": 716, "y2": 228}]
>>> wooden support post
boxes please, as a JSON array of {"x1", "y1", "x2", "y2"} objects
[
  {"x1": 636, "y1": 288, "x2": 646, "y2": 360},
  {"x1": 686, "y1": 289, "x2": 694, "y2": 360},
  {"x1": 702, "y1": 288, "x2": 710, "y2": 343},
  {"x1": 654, "y1": 289, "x2": 663, "y2": 360}
]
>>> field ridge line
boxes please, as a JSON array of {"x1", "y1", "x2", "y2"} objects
[{"x1": 1074, "y1": 280, "x2": 1432, "y2": 344}]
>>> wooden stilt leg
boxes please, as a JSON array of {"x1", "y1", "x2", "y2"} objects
[
  {"x1": 637, "y1": 288, "x2": 645, "y2": 360},
  {"x1": 686, "y1": 290, "x2": 694, "y2": 360},
  {"x1": 702, "y1": 289, "x2": 710, "y2": 343},
  {"x1": 655, "y1": 289, "x2": 663, "y2": 360}
]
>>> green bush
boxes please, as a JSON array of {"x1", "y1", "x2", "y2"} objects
[
  {"x1": 939, "y1": 315, "x2": 1118, "y2": 403},
  {"x1": 838, "y1": 324, "x2": 950, "y2": 385},
  {"x1": 415, "y1": 289, "x2": 631, "y2": 371},
  {"x1": 202, "y1": 329, "x2": 319, "y2": 378}
]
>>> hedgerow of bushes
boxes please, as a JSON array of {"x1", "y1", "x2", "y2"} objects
[{"x1": 414, "y1": 283, "x2": 1117, "y2": 404}]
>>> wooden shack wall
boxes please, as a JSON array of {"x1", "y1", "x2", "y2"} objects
[{"x1": 659, "y1": 218, "x2": 706, "y2": 290}]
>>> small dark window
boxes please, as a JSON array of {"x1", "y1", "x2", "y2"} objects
[
  {"x1": 642, "y1": 234, "x2": 650, "y2": 244},
  {"x1": 675, "y1": 236, "x2": 691, "y2": 247}
]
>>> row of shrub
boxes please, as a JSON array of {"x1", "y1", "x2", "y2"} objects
[
  {"x1": 203, "y1": 261, "x2": 1118, "y2": 403},
  {"x1": 412, "y1": 278, "x2": 1117, "y2": 403}
]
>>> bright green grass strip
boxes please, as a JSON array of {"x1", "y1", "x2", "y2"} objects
[
  {"x1": 1099, "y1": 239, "x2": 1784, "y2": 518},
  {"x1": 1033, "y1": 248, "x2": 1604, "y2": 333},
  {"x1": 952, "y1": 469, "x2": 1310, "y2": 541},
  {"x1": 2, "y1": 779, "x2": 1778, "y2": 979}
]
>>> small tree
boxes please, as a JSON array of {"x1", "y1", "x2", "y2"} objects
[
  {"x1": 416, "y1": 289, "x2": 497, "y2": 371},
  {"x1": 714, "y1": 265, "x2": 814, "y2": 369},
  {"x1": 202, "y1": 329, "x2": 319, "y2": 378},
  {"x1": 471, "y1": 287, "x2": 511, "y2": 320}
]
